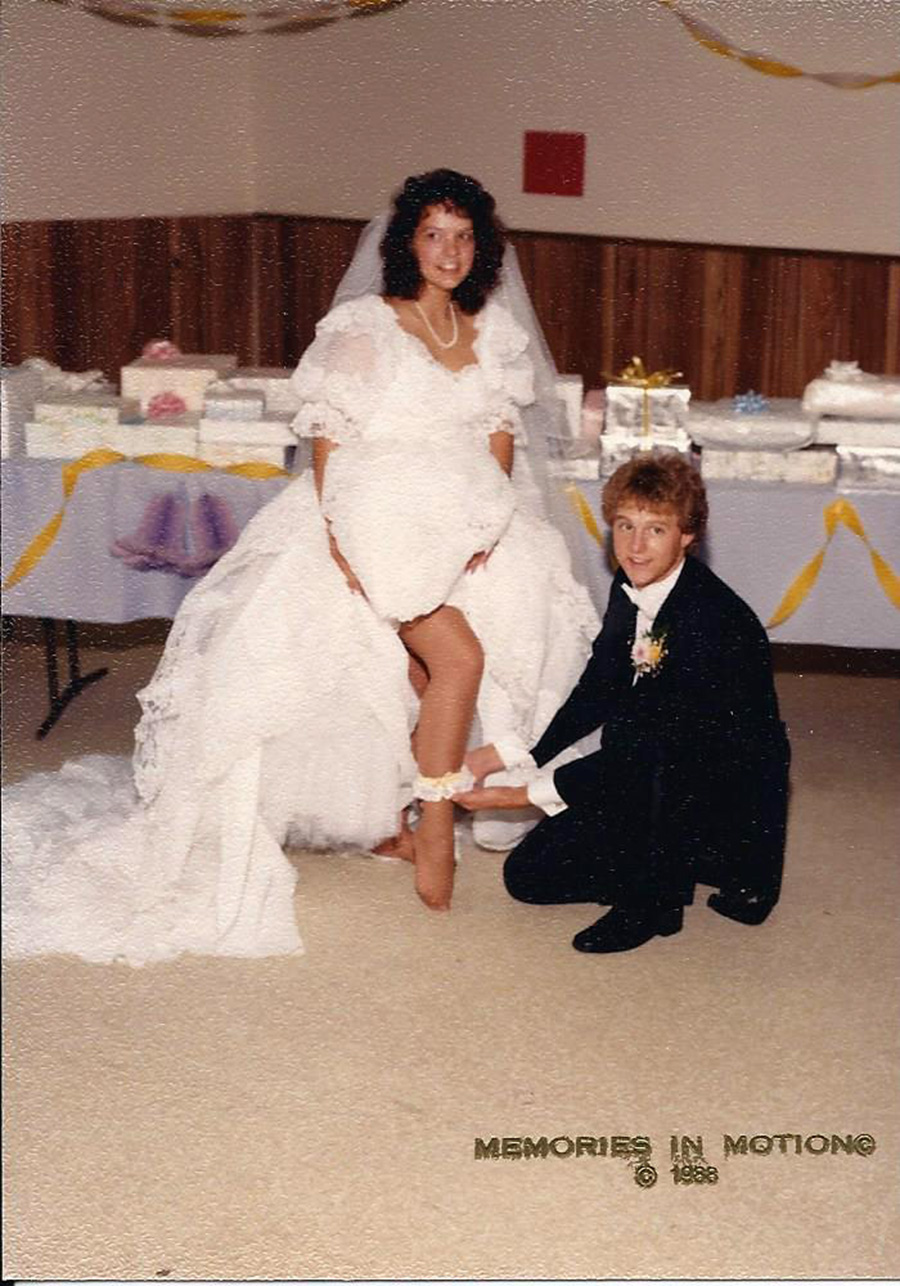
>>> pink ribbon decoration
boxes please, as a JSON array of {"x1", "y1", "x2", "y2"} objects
[
  {"x1": 142, "y1": 339, "x2": 182, "y2": 361},
  {"x1": 147, "y1": 391, "x2": 188, "y2": 420}
]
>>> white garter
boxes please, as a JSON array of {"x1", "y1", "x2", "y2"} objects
[{"x1": 413, "y1": 768, "x2": 475, "y2": 802}]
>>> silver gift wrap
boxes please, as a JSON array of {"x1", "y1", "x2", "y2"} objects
[{"x1": 604, "y1": 385, "x2": 691, "y2": 436}]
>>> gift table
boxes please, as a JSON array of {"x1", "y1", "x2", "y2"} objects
[
  {"x1": 2, "y1": 456, "x2": 291, "y2": 622},
  {"x1": 3, "y1": 455, "x2": 899, "y2": 732}
]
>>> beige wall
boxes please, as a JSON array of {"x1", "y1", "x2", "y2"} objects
[
  {"x1": 254, "y1": 0, "x2": 900, "y2": 253},
  {"x1": 1, "y1": 0, "x2": 257, "y2": 219},
  {"x1": 3, "y1": 0, "x2": 898, "y2": 253}
]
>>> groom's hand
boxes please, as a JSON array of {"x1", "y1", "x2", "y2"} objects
[
  {"x1": 464, "y1": 743, "x2": 506, "y2": 782},
  {"x1": 452, "y1": 785, "x2": 529, "y2": 811}
]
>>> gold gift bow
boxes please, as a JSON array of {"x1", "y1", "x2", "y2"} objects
[
  {"x1": 604, "y1": 356, "x2": 683, "y2": 437},
  {"x1": 767, "y1": 497, "x2": 900, "y2": 628},
  {"x1": 658, "y1": 0, "x2": 900, "y2": 90},
  {"x1": 3, "y1": 447, "x2": 290, "y2": 590}
]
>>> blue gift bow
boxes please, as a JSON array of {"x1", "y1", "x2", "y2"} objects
[{"x1": 733, "y1": 390, "x2": 769, "y2": 415}]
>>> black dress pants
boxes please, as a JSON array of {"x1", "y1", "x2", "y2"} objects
[{"x1": 503, "y1": 794, "x2": 693, "y2": 910}]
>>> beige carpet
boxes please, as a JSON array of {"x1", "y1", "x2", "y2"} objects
[{"x1": 3, "y1": 623, "x2": 899, "y2": 1281}]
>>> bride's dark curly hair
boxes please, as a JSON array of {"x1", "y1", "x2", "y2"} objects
[{"x1": 380, "y1": 168, "x2": 506, "y2": 314}]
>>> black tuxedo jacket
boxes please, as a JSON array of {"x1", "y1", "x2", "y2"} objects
[{"x1": 531, "y1": 556, "x2": 790, "y2": 904}]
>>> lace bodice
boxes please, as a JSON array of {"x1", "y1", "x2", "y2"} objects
[{"x1": 290, "y1": 294, "x2": 535, "y2": 449}]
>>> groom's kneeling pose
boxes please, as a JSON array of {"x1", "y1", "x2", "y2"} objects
[{"x1": 455, "y1": 455, "x2": 791, "y2": 954}]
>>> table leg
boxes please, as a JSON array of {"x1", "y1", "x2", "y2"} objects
[{"x1": 36, "y1": 619, "x2": 109, "y2": 740}]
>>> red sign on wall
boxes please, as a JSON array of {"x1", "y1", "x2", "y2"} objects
[{"x1": 523, "y1": 131, "x2": 586, "y2": 197}]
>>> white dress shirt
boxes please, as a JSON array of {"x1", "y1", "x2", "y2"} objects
[{"x1": 494, "y1": 558, "x2": 686, "y2": 816}]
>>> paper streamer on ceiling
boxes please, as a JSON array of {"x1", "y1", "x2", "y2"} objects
[
  {"x1": 39, "y1": 0, "x2": 409, "y2": 37},
  {"x1": 658, "y1": 0, "x2": 900, "y2": 90}
]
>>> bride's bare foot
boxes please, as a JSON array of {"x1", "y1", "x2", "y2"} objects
[
  {"x1": 370, "y1": 810, "x2": 415, "y2": 862},
  {"x1": 371, "y1": 832, "x2": 415, "y2": 862},
  {"x1": 413, "y1": 800, "x2": 455, "y2": 910}
]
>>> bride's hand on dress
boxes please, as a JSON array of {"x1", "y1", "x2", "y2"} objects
[
  {"x1": 465, "y1": 742, "x2": 505, "y2": 782},
  {"x1": 452, "y1": 784, "x2": 529, "y2": 811}
]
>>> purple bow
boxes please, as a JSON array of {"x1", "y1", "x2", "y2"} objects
[{"x1": 111, "y1": 492, "x2": 239, "y2": 577}]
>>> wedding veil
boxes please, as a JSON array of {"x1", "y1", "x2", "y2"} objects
[{"x1": 331, "y1": 213, "x2": 604, "y2": 603}]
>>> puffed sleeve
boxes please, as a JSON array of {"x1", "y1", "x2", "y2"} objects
[
  {"x1": 290, "y1": 297, "x2": 383, "y2": 443},
  {"x1": 476, "y1": 300, "x2": 536, "y2": 444}
]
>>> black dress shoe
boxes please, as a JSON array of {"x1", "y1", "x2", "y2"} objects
[
  {"x1": 707, "y1": 889, "x2": 776, "y2": 926},
  {"x1": 572, "y1": 903, "x2": 683, "y2": 954}
]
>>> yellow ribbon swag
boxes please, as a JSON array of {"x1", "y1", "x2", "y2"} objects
[
  {"x1": 657, "y1": 0, "x2": 900, "y2": 91},
  {"x1": 3, "y1": 448, "x2": 290, "y2": 591},
  {"x1": 767, "y1": 497, "x2": 900, "y2": 628}
]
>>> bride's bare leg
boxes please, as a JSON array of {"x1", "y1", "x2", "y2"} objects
[
  {"x1": 371, "y1": 653, "x2": 429, "y2": 861},
  {"x1": 398, "y1": 606, "x2": 483, "y2": 909}
]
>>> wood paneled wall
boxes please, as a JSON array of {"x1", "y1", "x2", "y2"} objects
[{"x1": 3, "y1": 215, "x2": 898, "y2": 399}]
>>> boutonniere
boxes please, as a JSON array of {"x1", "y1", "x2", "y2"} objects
[{"x1": 631, "y1": 625, "x2": 668, "y2": 679}]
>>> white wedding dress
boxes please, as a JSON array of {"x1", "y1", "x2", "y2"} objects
[{"x1": 2, "y1": 295, "x2": 599, "y2": 965}]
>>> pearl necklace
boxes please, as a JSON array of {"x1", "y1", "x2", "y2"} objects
[{"x1": 413, "y1": 300, "x2": 459, "y2": 350}]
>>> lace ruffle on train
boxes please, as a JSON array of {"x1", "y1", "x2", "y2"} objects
[{"x1": 2, "y1": 297, "x2": 599, "y2": 965}]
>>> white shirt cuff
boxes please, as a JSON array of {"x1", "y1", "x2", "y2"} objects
[
  {"x1": 526, "y1": 771, "x2": 568, "y2": 817},
  {"x1": 493, "y1": 735, "x2": 536, "y2": 772}
]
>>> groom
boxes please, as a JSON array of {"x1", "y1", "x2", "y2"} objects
[{"x1": 455, "y1": 454, "x2": 790, "y2": 953}]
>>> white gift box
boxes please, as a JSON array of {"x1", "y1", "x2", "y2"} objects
[
  {"x1": 579, "y1": 389, "x2": 605, "y2": 447},
  {"x1": 836, "y1": 446, "x2": 900, "y2": 488},
  {"x1": 104, "y1": 415, "x2": 201, "y2": 457},
  {"x1": 199, "y1": 413, "x2": 294, "y2": 445},
  {"x1": 700, "y1": 446, "x2": 837, "y2": 484},
  {"x1": 802, "y1": 362, "x2": 900, "y2": 420},
  {"x1": 226, "y1": 367, "x2": 300, "y2": 414},
  {"x1": 203, "y1": 390, "x2": 265, "y2": 421},
  {"x1": 554, "y1": 375, "x2": 584, "y2": 439},
  {"x1": 197, "y1": 414, "x2": 295, "y2": 468},
  {"x1": 2, "y1": 364, "x2": 47, "y2": 456},
  {"x1": 689, "y1": 399, "x2": 814, "y2": 452},
  {"x1": 33, "y1": 392, "x2": 140, "y2": 428},
  {"x1": 121, "y1": 354, "x2": 237, "y2": 413},
  {"x1": 599, "y1": 430, "x2": 692, "y2": 478},
  {"x1": 195, "y1": 441, "x2": 293, "y2": 469},
  {"x1": 25, "y1": 421, "x2": 107, "y2": 458},
  {"x1": 605, "y1": 384, "x2": 691, "y2": 436},
  {"x1": 812, "y1": 417, "x2": 900, "y2": 449}
]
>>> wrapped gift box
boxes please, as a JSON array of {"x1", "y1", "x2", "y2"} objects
[
  {"x1": 605, "y1": 384, "x2": 691, "y2": 436},
  {"x1": 2, "y1": 364, "x2": 47, "y2": 456},
  {"x1": 836, "y1": 446, "x2": 900, "y2": 488},
  {"x1": 580, "y1": 389, "x2": 605, "y2": 447},
  {"x1": 599, "y1": 429, "x2": 692, "y2": 477},
  {"x1": 121, "y1": 354, "x2": 237, "y2": 413},
  {"x1": 105, "y1": 414, "x2": 201, "y2": 457},
  {"x1": 812, "y1": 417, "x2": 900, "y2": 449},
  {"x1": 802, "y1": 362, "x2": 900, "y2": 420},
  {"x1": 197, "y1": 413, "x2": 295, "y2": 469},
  {"x1": 25, "y1": 421, "x2": 107, "y2": 458},
  {"x1": 700, "y1": 446, "x2": 837, "y2": 484},
  {"x1": 203, "y1": 389, "x2": 266, "y2": 421},
  {"x1": 195, "y1": 441, "x2": 293, "y2": 469},
  {"x1": 227, "y1": 367, "x2": 300, "y2": 414},
  {"x1": 689, "y1": 398, "x2": 814, "y2": 451},
  {"x1": 33, "y1": 392, "x2": 140, "y2": 428},
  {"x1": 199, "y1": 413, "x2": 294, "y2": 446}
]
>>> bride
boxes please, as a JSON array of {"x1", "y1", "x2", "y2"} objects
[{"x1": 3, "y1": 168, "x2": 599, "y2": 965}]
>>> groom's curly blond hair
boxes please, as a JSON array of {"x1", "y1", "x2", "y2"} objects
[{"x1": 602, "y1": 455, "x2": 708, "y2": 546}]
